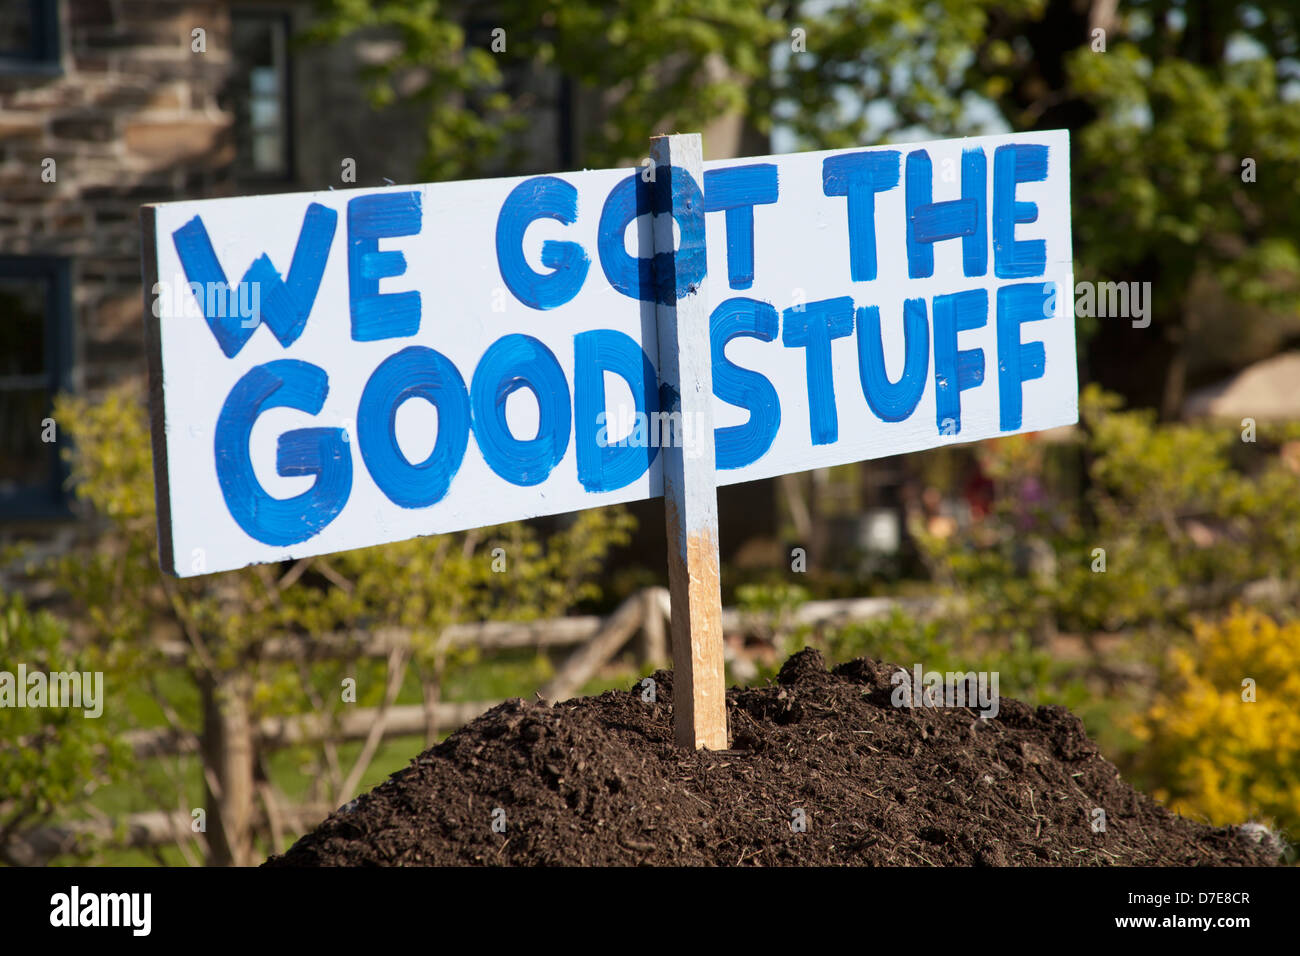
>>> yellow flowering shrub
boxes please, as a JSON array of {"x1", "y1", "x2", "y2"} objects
[{"x1": 1131, "y1": 607, "x2": 1300, "y2": 842}]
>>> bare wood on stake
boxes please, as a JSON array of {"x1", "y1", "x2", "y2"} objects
[{"x1": 650, "y1": 132, "x2": 728, "y2": 750}]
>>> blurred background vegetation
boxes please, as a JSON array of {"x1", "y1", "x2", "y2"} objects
[{"x1": 3, "y1": 0, "x2": 1299, "y2": 863}]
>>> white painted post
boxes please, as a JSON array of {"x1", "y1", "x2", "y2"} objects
[{"x1": 649, "y1": 133, "x2": 728, "y2": 750}]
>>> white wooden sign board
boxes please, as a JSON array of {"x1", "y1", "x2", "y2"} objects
[{"x1": 141, "y1": 130, "x2": 1075, "y2": 579}]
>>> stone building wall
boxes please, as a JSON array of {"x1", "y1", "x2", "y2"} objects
[
  {"x1": 0, "y1": 0, "x2": 236, "y2": 394},
  {"x1": 0, "y1": 0, "x2": 445, "y2": 398}
]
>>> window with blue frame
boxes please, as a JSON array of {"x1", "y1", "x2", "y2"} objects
[
  {"x1": 0, "y1": 0, "x2": 61, "y2": 71},
  {"x1": 0, "y1": 256, "x2": 73, "y2": 517}
]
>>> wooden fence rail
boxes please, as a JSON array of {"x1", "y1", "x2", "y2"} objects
[{"x1": 153, "y1": 588, "x2": 925, "y2": 665}]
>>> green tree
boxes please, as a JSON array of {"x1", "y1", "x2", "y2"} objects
[
  {"x1": 314, "y1": 0, "x2": 1300, "y2": 416},
  {"x1": 769, "y1": 0, "x2": 1300, "y2": 417},
  {"x1": 304, "y1": 0, "x2": 785, "y2": 179}
]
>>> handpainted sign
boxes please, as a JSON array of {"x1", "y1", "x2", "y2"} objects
[{"x1": 142, "y1": 130, "x2": 1075, "y2": 578}]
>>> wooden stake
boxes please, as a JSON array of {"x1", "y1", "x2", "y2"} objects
[{"x1": 650, "y1": 133, "x2": 728, "y2": 750}]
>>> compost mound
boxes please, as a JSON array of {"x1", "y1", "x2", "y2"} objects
[{"x1": 266, "y1": 650, "x2": 1278, "y2": 866}]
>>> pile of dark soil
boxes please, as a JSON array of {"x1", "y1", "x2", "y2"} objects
[{"x1": 266, "y1": 649, "x2": 1278, "y2": 866}]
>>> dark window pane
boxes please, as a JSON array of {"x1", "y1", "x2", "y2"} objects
[
  {"x1": 0, "y1": 2, "x2": 34, "y2": 58},
  {"x1": 0, "y1": 0, "x2": 56, "y2": 64},
  {"x1": 0, "y1": 256, "x2": 69, "y2": 516},
  {"x1": 228, "y1": 15, "x2": 291, "y2": 178},
  {"x1": 0, "y1": 277, "x2": 46, "y2": 376},
  {"x1": 0, "y1": 389, "x2": 50, "y2": 492}
]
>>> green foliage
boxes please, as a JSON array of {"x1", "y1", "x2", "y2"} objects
[
  {"x1": 306, "y1": 0, "x2": 786, "y2": 179},
  {"x1": 734, "y1": 580, "x2": 809, "y2": 618},
  {"x1": 916, "y1": 384, "x2": 1300, "y2": 646},
  {"x1": 0, "y1": 593, "x2": 130, "y2": 861},
  {"x1": 1069, "y1": 12, "x2": 1300, "y2": 322},
  {"x1": 734, "y1": 588, "x2": 1091, "y2": 717},
  {"x1": 734, "y1": 580, "x2": 810, "y2": 656},
  {"x1": 765, "y1": 0, "x2": 1046, "y2": 149},
  {"x1": 821, "y1": 608, "x2": 1090, "y2": 713},
  {"x1": 305, "y1": 0, "x2": 1046, "y2": 176}
]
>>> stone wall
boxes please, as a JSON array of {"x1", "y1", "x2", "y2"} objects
[
  {"x1": 0, "y1": 0, "x2": 235, "y2": 393},
  {"x1": 0, "y1": 1, "x2": 460, "y2": 396}
]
